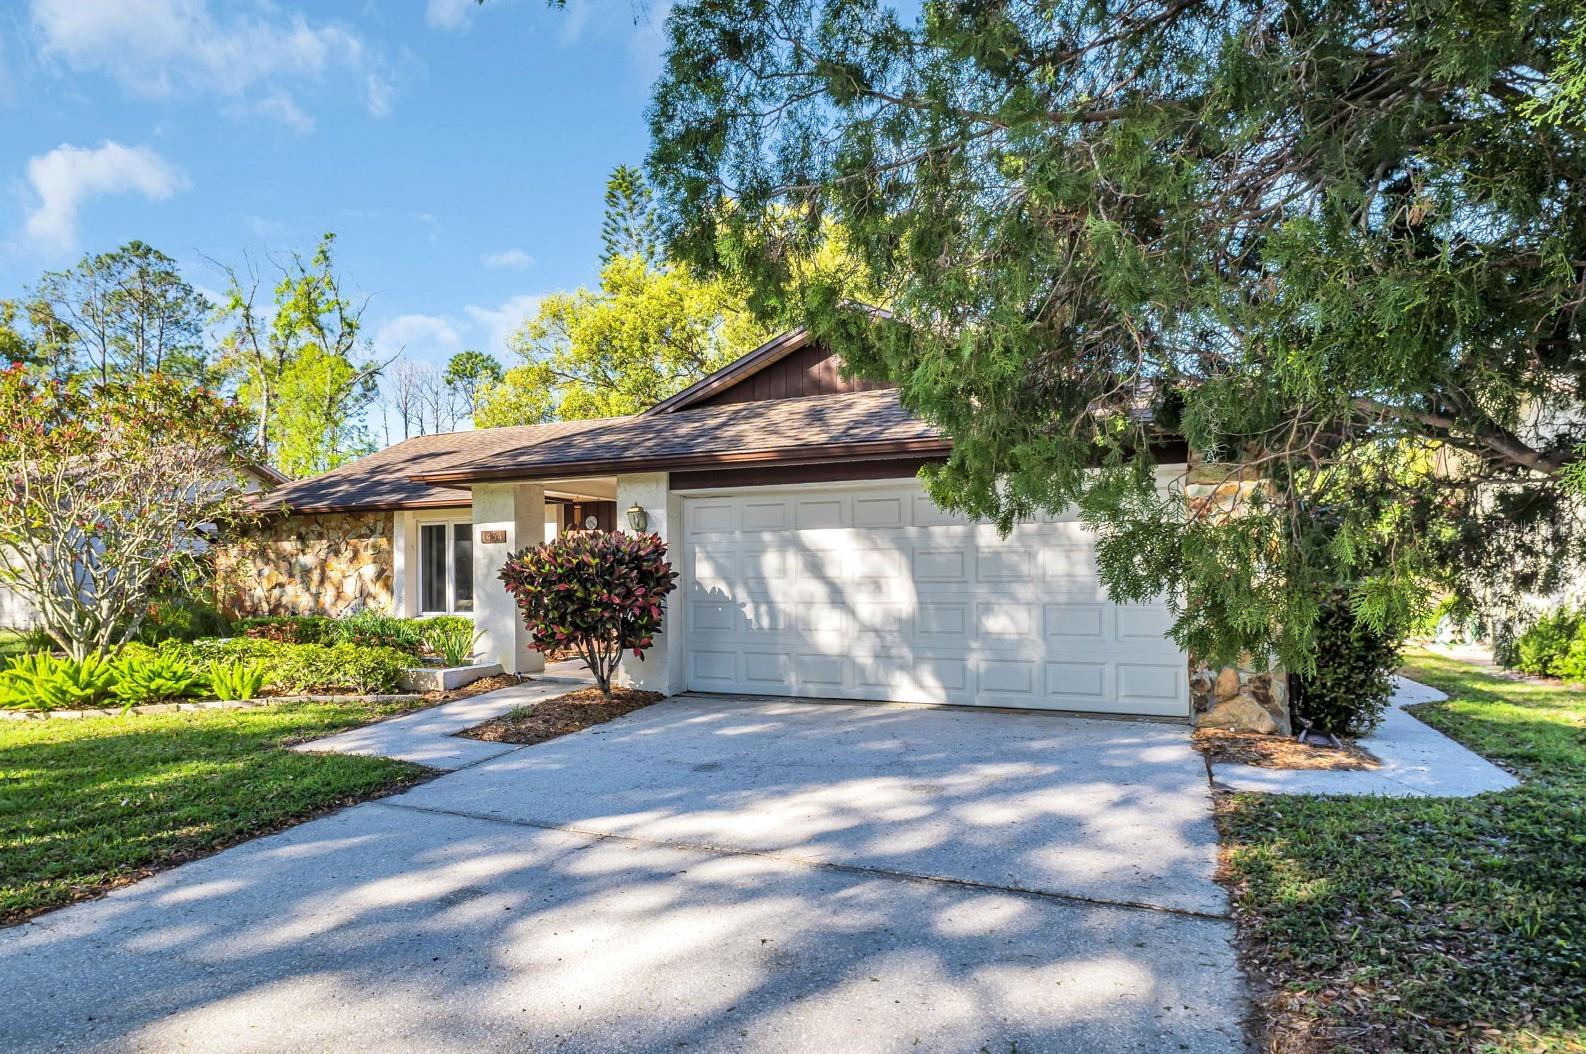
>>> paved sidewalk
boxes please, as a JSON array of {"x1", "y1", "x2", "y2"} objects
[
  {"x1": 293, "y1": 669, "x2": 593, "y2": 771},
  {"x1": 1209, "y1": 676, "x2": 1520, "y2": 797}
]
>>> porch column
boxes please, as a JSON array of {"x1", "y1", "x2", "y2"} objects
[
  {"x1": 616, "y1": 472, "x2": 687, "y2": 695},
  {"x1": 472, "y1": 482, "x2": 546, "y2": 674}
]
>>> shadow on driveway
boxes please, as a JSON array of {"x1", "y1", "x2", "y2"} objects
[{"x1": 2, "y1": 695, "x2": 1247, "y2": 1054}]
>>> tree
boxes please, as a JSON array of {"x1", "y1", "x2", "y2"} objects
[
  {"x1": 648, "y1": 0, "x2": 1586, "y2": 671},
  {"x1": 497, "y1": 530, "x2": 678, "y2": 699},
  {"x1": 442, "y1": 350, "x2": 504, "y2": 419},
  {"x1": 0, "y1": 369, "x2": 254, "y2": 660},
  {"x1": 217, "y1": 233, "x2": 384, "y2": 476},
  {"x1": 601, "y1": 163, "x2": 660, "y2": 266},
  {"x1": 23, "y1": 242, "x2": 213, "y2": 385},
  {"x1": 476, "y1": 253, "x2": 770, "y2": 425}
]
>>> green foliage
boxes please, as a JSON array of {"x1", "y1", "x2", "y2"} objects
[
  {"x1": 601, "y1": 163, "x2": 660, "y2": 266},
  {"x1": 20, "y1": 241, "x2": 214, "y2": 385},
  {"x1": 441, "y1": 350, "x2": 504, "y2": 419},
  {"x1": 1506, "y1": 607, "x2": 1586, "y2": 682},
  {"x1": 110, "y1": 650, "x2": 208, "y2": 706},
  {"x1": 475, "y1": 253, "x2": 771, "y2": 425},
  {"x1": 0, "y1": 369, "x2": 256, "y2": 659},
  {"x1": 236, "y1": 615, "x2": 336, "y2": 645},
  {"x1": 208, "y1": 660, "x2": 267, "y2": 702},
  {"x1": 1221, "y1": 650, "x2": 1586, "y2": 1052},
  {"x1": 131, "y1": 595, "x2": 231, "y2": 644},
  {"x1": 0, "y1": 653, "x2": 118, "y2": 711},
  {"x1": 217, "y1": 232, "x2": 380, "y2": 476},
  {"x1": 498, "y1": 531, "x2": 678, "y2": 698},
  {"x1": 141, "y1": 637, "x2": 411, "y2": 695},
  {"x1": 1290, "y1": 594, "x2": 1403, "y2": 735},
  {"x1": 330, "y1": 610, "x2": 427, "y2": 656},
  {"x1": 649, "y1": 0, "x2": 1586, "y2": 673},
  {"x1": 424, "y1": 619, "x2": 481, "y2": 667}
]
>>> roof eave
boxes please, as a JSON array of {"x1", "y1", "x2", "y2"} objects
[{"x1": 410, "y1": 437, "x2": 953, "y2": 486}]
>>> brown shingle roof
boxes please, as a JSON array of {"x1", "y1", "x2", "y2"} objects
[
  {"x1": 414, "y1": 388, "x2": 947, "y2": 485},
  {"x1": 258, "y1": 388, "x2": 947, "y2": 513},
  {"x1": 254, "y1": 418, "x2": 615, "y2": 513}
]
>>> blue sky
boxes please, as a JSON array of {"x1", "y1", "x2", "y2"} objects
[{"x1": 1, "y1": 0, "x2": 667, "y2": 377}]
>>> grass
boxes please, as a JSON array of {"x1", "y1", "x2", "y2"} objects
[
  {"x1": 0, "y1": 698, "x2": 432, "y2": 924},
  {"x1": 0, "y1": 628, "x2": 46, "y2": 659},
  {"x1": 1219, "y1": 649, "x2": 1586, "y2": 1054}
]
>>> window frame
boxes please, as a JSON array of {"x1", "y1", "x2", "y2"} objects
[{"x1": 416, "y1": 517, "x2": 475, "y2": 617}]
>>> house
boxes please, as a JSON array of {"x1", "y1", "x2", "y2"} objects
[{"x1": 228, "y1": 327, "x2": 1217, "y2": 721}]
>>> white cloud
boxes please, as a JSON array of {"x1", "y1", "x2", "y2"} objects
[
  {"x1": 242, "y1": 91, "x2": 314, "y2": 133},
  {"x1": 374, "y1": 313, "x2": 464, "y2": 363},
  {"x1": 22, "y1": 141, "x2": 188, "y2": 253},
  {"x1": 426, "y1": 0, "x2": 478, "y2": 31},
  {"x1": 29, "y1": 0, "x2": 397, "y2": 124},
  {"x1": 465, "y1": 293, "x2": 542, "y2": 356},
  {"x1": 481, "y1": 248, "x2": 534, "y2": 270}
]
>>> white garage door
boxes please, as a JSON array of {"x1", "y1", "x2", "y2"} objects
[{"x1": 680, "y1": 480, "x2": 1188, "y2": 716}]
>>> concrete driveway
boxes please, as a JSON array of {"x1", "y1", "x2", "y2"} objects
[{"x1": 1, "y1": 695, "x2": 1248, "y2": 1054}]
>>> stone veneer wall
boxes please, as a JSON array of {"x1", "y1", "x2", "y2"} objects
[
  {"x1": 217, "y1": 511, "x2": 395, "y2": 619},
  {"x1": 1182, "y1": 460, "x2": 1292, "y2": 736}
]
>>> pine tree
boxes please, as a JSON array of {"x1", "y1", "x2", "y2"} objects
[{"x1": 599, "y1": 164, "x2": 658, "y2": 267}]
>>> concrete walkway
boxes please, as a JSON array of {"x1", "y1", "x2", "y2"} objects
[
  {"x1": 1209, "y1": 676, "x2": 1520, "y2": 797},
  {"x1": 3, "y1": 694, "x2": 1248, "y2": 1054},
  {"x1": 293, "y1": 663, "x2": 594, "y2": 771}
]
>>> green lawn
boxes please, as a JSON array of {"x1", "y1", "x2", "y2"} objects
[
  {"x1": 1220, "y1": 649, "x2": 1586, "y2": 1053},
  {"x1": 0, "y1": 700, "x2": 430, "y2": 924}
]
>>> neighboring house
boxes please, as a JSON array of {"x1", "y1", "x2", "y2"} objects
[
  {"x1": 229, "y1": 326, "x2": 1209, "y2": 721},
  {"x1": 0, "y1": 462, "x2": 288, "y2": 632}
]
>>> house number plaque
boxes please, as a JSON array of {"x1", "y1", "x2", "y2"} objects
[{"x1": 479, "y1": 530, "x2": 507, "y2": 544}]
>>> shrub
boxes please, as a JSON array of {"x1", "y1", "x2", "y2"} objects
[
  {"x1": 235, "y1": 615, "x2": 336, "y2": 645},
  {"x1": 424, "y1": 619, "x2": 481, "y2": 666},
  {"x1": 209, "y1": 660, "x2": 267, "y2": 701},
  {"x1": 111, "y1": 651, "x2": 208, "y2": 706},
  {"x1": 1290, "y1": 593, "x2": 1403, "y2": 736},
  {"x1": 0, "y1": 652, "x2": 118, "y2": 711},
  {"x1": 264, "y1": 643, "x2": 412, "y2": 695},
  {"x1": 331, "y1": 610, "x2": 427, "y2": 655},
  {"x1": 498, "y1": 531, "x2": 678, "y2": 698},
  {"x1": 1507, "y1": 607, "x2": 1584, "y2": 678},
  {"x1": 131, "y1": 596, "x2": 230, "y2": 644}
]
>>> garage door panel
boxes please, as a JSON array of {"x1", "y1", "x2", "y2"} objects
[
  {"x1": 794, "y1": 497, "x2": 846, "y2": 529},
  {"x1": 682, "y1": 482, "x2": 1187, "y2": 717},
  {"x1": 742, "y1": 650, "x2": 792, "y2": 686},
  {"x1": 740, "y1": 500, "x2": 789, "y2": 530},
  {"x1": 1044, "y1": 661, "x2": 1108, "y2": 700}
]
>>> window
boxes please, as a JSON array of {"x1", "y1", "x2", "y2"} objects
[{"x1": 419, "y1": 520, "x2": 474, "y2": 614}]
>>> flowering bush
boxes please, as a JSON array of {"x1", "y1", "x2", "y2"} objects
[{"x1": 498, "y1": 531, "x2": 677, "y2": 699}]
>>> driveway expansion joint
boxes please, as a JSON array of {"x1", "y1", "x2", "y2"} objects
[{"x1": 371, "y1": 799, "x2": 1234, "y2": 923}]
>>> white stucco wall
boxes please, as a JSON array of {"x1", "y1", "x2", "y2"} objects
[
  {"x1": 616, "y1": 472, "x2": 687, "y2": 695},
  {"x1": 472, "y1": 483, "x2": 547, "y2": 674}
]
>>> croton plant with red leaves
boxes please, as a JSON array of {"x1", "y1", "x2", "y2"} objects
[{"x1": 498, "y1": 529, "x2": 678, "y2": 699}]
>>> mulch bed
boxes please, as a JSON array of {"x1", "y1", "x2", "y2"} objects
[
  {"x1": 1193, "y1": 727, "x2": 1380, "y2": 771},
  {"x1": 459, "y1": 686, "x2": 664, "y2": 746}
]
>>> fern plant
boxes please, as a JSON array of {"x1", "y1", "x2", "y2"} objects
[
  {"x1": 209, "y1": 660, "x2": 267, "y2": 702},
  {"x1": 0, "y1": 652, "x2": 119, "y2": 710},
  {"x1": 111, "y1": 651, "x2": 208, "y2": 707}
]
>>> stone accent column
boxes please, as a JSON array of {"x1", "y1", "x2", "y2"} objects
[
  {"x1": 616, "y1": 472, "x2": 687, "y2": 695},
  {"x1": 473, "y1": 482, "x2": 546, "y2": 675},
  {"x1": 1182, "y1": 455, "x2": 1291, "y2": 735}
]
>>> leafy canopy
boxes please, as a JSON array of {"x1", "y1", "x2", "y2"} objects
[
  {"x1": 216, "y1": 233, "x2": 382, "y2": 476},
  {"x1": 0, "y1": 369, "x2": 255, "y2": 659},
  {"x1": 648, "y1": 0, "x2": 1586, "y2": 670}
]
